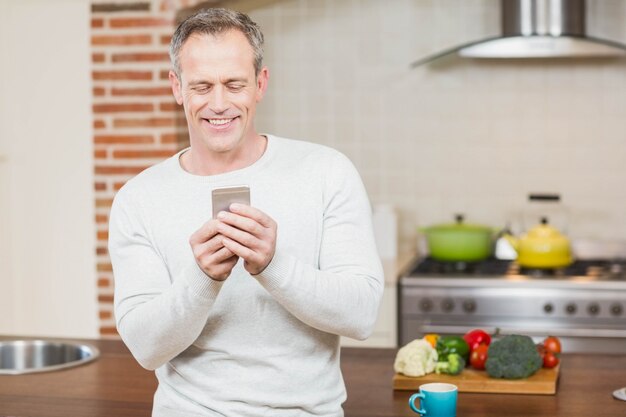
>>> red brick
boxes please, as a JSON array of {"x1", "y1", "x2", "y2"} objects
[
  {"x1": 95, "y1": 214, "x2": 109, "y2": 224},
  {"x1": 95, "y1": 134, "x2": 153, "y2": 144},
  {"x1": 94, "y1": 119, "x2": 106, "y2": 129},
  {"x1": 113, "y1": 149, "x2": 176, "y2": 159},
  {"x1": 112, "y1": 52, "x2": 170, "y2": 63},
  {"x1": 110, "y1": 17, "x2": 172, "y2": 28},
  {"x1": 92, "y1": 53, "x2": 105, "y2": 63},
  {"x1": 100, "y1": 327, "x2": 118, "y2": 336},
  {"x1": 96, "y1": 246, "x2": 109, "y2": 256},
  {"x1": 93, "y1": 86, "x2": 106, "y2": 97},
  {"x1": 96, "y1": 198, "x2": 114, "y2": 208},
  {"x1": 91, "y1": 18, "x2": 104, "y2": 28},
  {"x1": 159, "y1": 70, "x2": 170, "y2": 80},
  {"x1": 95, "y1": 166, "x2": 150, "y2": 175},
  {"x1": 160, "y1": 102, "x2": 179, "y2": 112},
  {"x1": 93, "y1": 70, "x2": 152, "y2": 81},
  {"x1": 160, "y1": 34, "x2": 172, "y2": 45},
  {"x1": 98, "y1": 278, "x2": 110, "y2": 288},
  {"x1": 93, "y1": 103, "x2": 153, "y2": 113},
  {"x1": 111, "y1": 86, "x2": 172, "y2": 97},
  {"x1": 97, "y1": 230, "x2": 109, "y2": 241},
  {"x1": 113, "y1": 117, "x2": 175, "y2": 128},
  {"x1": 94, "y1": 181, "x2": 107, "y2": 191},
  {"x1": 91, "y1": 34, "x2": 152, "y2": 46},
  {"x1": 113, "y1": 181, "x2": 127, "y2": 191},
  {"x1": 97, "y1": 263, "x2": 113, "y2": 272},
  {"x1": 161, "y1": 133, "x2": 180, "y2": 144},
  {"x1": 99, "y1": 311, "x2": 113, "y2": 320}
]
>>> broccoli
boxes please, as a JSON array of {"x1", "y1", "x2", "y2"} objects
[
  {"x1": 435, "y1": 353, "x2": 466, "y2": 375},
  {"x1": 485, "y1": 334, "x2": 542, "y2": 379}
]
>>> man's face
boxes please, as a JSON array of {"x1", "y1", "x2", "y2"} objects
[{"x1": 169, "y1": 30, "x2": 268, "y2": 156}]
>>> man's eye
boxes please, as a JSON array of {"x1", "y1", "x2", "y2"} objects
[
  {"x1": 193, "y1": 86, "x2": 210, "y2": 93},
  {"x1": 228, "y1": 84, "x2": 244, "y2": 92}
]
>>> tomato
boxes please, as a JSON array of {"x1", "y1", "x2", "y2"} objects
[
  {"x1": 543, "y1": 351, "x2": 560, "y2": 368},
  {"x1": 469, "y1": 343, "x2": 489, "y2": 370},
  {"x1": 463, "y1": 329, "x2": 491, "y2": 352},
  {"x1": 543, "y1": 336, "x2": 562, "y2": 354}
]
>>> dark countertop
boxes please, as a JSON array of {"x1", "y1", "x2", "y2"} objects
[{"x1": 1, "y1": 337, "x2": 625, "y2": 416}]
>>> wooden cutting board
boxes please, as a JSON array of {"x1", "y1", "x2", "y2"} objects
[{"x1": 393, "y1": 365, "x2": 560, "y2": 395}]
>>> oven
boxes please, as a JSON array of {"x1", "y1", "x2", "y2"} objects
[{"x1": 399, "y1": 258, "x2": 626, "y2": 353}]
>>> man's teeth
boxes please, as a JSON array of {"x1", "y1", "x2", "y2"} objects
[{"x1": 208, "y1": 118, "x2": 233, "y2": 125}]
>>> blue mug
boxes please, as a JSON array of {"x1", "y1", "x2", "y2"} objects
[{"x1": 409, "y1": 382, "x2": 458, "y2": 417}]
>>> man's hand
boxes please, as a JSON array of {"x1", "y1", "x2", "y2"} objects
[
  {"x1": 189, "y1": 220, "x2": 239, "y2": 281},
  {"x1": 216, "y1": 203, "x2": 277, "y2": 275}
]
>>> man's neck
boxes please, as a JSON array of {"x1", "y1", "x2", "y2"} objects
[{"x1": 180, "y1": 134, "x2": 267, "y2": 176}]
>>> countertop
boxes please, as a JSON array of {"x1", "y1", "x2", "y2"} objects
[{"x1": 1, "y1": 338, "x2": 625, "y2": 416}]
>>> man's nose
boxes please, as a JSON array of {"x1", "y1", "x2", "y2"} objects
[{"x1": 209, "y1": 86, "x2": 228, "y2": 114}]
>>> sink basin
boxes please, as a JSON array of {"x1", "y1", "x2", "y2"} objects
[{"x1": 0, "y1": 340, "x2": 100, "y2": 375}]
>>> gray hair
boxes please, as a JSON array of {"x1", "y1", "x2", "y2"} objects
[{"x1": 170, "y1": 8, "x2": 264, "y2": 78}]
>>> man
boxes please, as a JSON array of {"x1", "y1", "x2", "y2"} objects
[{"x1": 109, "y1": 8, "x2": 383, "y2": 417}]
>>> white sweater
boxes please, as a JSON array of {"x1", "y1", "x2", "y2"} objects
[{"x1": 109, "y1": 135, "x2": 384, "y2": 417}]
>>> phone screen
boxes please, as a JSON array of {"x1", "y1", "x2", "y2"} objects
[{"x1": 211, "y1": 185, "x2": 250, "y2": 218}]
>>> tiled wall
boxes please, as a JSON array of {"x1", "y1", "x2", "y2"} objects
[{"x1": 249, "y1": 0, "x2": 626, "y2": 252}]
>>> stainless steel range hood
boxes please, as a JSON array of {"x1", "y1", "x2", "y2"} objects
[{"x1": 411, "y1": 0, "x2": 626, "y2": 67}]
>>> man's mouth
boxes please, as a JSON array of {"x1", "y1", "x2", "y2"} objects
[
  {"x1": 207, "y1": 118, "x2": 234, "y2": 125},
  {"x1": 203, "y1": 117, "x2": 237, "y2": 128}
]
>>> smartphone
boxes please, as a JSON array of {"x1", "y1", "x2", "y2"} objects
[{"x1": 212, "y1": 185, "x2": 250, "y2": 218}]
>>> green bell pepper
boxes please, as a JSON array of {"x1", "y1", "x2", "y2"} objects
[{"x1": 436, "y1": 335, "x2": 470, "y2": 361}]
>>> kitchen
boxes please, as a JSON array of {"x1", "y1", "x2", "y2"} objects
[{"x1": 1, "y1": 0, "x2": 626, "y2": 415}]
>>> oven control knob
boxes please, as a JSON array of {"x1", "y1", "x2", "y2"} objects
[
  {"x1": 441, "y1": 298, "x2": 455, "y2": 312},
  {"x1": 587, "y1": 303, "x2": 600, "y2": 316},
  {"x1": 610, "y1": 303, "x2": 623, "y2": 316},
  {"x1": 419, "y1": 298, "x2": 433, "y2": 312},
  {"x1": 565, "y1": 303, "x2": 577, "y2": 315},
  {"x1": 463, "y1": 300, "x2": 477, "y2": 313},
  {"x1": 543, "y1": 303, "x2": 554, "y2": 314}
]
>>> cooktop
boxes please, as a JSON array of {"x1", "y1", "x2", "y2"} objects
[{"x1": 408, "y1": 257, "x2": 626, "y2": 281}]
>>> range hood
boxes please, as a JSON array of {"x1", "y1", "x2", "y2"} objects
[{"x1": 411, "y1": 0, "x2": 626, "y2": 67}]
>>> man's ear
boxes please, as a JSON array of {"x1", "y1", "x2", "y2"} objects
[
  {"x1": 255, "y1": 67, "x2": 269, "y2": 102},
  {"x1": 169, "y1": 70, "x2": 184, "y2": 105}
]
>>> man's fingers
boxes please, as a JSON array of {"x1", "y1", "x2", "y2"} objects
[
  {"x1": 189, "y1": 220, "x2": 219, "y2": 245},
  {"x1": 228, "y1": 203, "x2": 275, "y2": 229}
]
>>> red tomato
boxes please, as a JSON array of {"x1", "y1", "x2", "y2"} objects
[
  {"x1": 463, "y1": 329, "x2": 491, "y2": 352},
  {"x1": 543, "y1": 351, "x2": 560, "y2": 368},
  {"x1": 469, "y1": 343, "x2": 489, "y2": 370},
  {"x1": 543, "y1": 336, "x2": 562, "y2": 354}
]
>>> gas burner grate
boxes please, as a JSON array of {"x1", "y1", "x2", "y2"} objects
[{"x1": 410, "y1": 257, "x2": 511, "y2": 276}]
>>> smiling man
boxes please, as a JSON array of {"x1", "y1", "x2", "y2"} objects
[{"x1": 109, "y1": 8, "x2": 384, "y2": 417}]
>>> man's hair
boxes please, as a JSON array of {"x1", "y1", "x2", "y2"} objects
[{"x1": 169, "y1": 8, "x2": 264, "y2": 78}]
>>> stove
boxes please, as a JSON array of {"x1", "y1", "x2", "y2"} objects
[{"x1": 399, "y1": 257, "x2": 626, "y2": 353}]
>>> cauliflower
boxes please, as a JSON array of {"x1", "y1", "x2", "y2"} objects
[{"x1": 394, "y1": 339, "x2": 438, "y2": 377}]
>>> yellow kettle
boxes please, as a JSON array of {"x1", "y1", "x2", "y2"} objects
[{"x1": 505, "y1": 217, "x2": 573, "y2": 269}]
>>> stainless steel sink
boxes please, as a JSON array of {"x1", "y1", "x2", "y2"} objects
[{"x1": 0, "y1": 340, "x2": 100, "y2": 375}]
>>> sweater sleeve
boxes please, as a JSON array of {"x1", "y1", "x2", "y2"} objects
[
  {"x1": 109, "y1": 188, "x2": 224, "y2": 370},
  {"x1": 254, "y1": 152, "x2": 385, "y2": 340}
]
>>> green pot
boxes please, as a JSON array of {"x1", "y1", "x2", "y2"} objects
[{"x1": 421, "y1": 215, "x2": 496, "y2": 262}]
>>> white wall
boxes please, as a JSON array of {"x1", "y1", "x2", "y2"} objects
[{"x1": 0, "y1": 0, "x2": 98, "y2": 338}]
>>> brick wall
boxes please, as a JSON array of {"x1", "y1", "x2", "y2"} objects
[{"x1": 91, "y1": 0, "x2": 212, "y2": 336}]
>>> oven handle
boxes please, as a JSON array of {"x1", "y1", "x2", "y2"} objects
[{"x1": 419, "y1": 324, "x2": 626, "y2": 339}]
